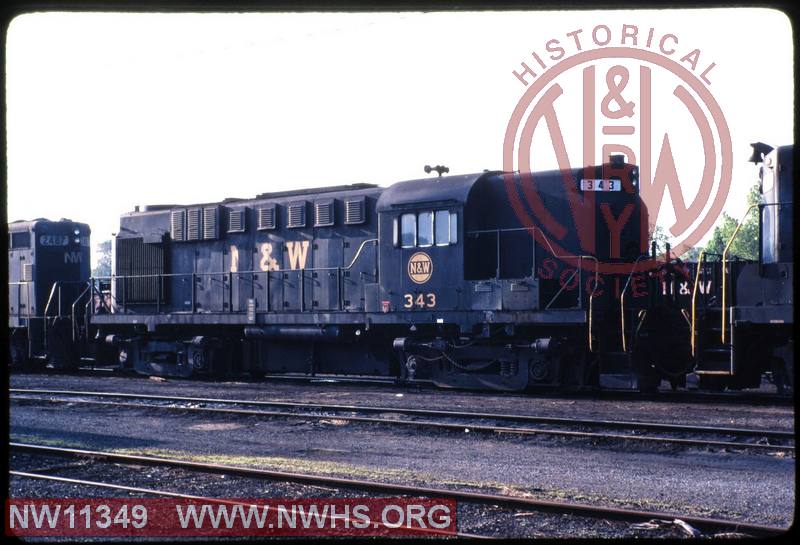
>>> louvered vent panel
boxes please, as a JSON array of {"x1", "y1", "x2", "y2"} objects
[
  {"x1": 314, "y1": 200, "x2": 334, "y2": 227},
  {"x1": 203, "y1": 207, "x2": 218, "y2": 239},
  {"x1": 114, "y1": 237, "x2": 166, "y2": 303},
  {"x1": 22, "y1": 263, "x2": 34, "y2": 282},
  {"x1": 187, "y1": 209, "x2": 202, "y2": 241},
  {"x1": 344, "y1": 198, "x2": 366, "y2": 225},
  {"x1": 228, "y1": 208, "x2": 245, "y2": 233},
  {"x1": 257, "y1": 206, "x2": 276, "y2": 230},
  {"x1": 287, "y1": 203, "x2": 306, "y2": 228},
  {"x1": 171, "y1": 210, "x2": 186, "y2": 242}
]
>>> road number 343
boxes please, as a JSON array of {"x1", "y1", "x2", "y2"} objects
[{"x1": 404, "y1": 293, "x2": 436, "y2": 308}]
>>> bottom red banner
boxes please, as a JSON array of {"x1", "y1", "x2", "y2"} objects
[{"x1": 6, "y1": 497, "x2": 457, "y2": 537}]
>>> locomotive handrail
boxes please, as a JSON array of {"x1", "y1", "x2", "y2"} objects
[
  {"x1": 93, "y1": 239, "x2": 378, "y2": 314},
  {"x1": 467, "y1": 226, "x2": 599, "y2": 351},
  {"x1": 70, "y1": 282, "x2": 93, "y2": 342},
  {"x1": 721, "y1": 203, "x2": 759, "y2": 344},
  {"x1": 619, "y1": 254, "x2": 649, "y2": 353},
  {"x1": 690, "y1": 250, "x2": 707, "y2": 358},
  {"x1": 97, "y1": 239, "x2": 380, "y2": 283},
  {"x1": 42, "y1": 282, "x2": 62, "y2": 350}
]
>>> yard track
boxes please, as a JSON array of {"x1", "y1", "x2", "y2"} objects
[
  {"x1": 15, "y1": 367, "x2": 793, "y2": 406},
  {"x1": 8, "y1": 470, "x2": 490, "y2": 539},
  {"x1": 11, "y1": 388, "x2": 794, "y2": 452},
  {"x1": 10, "y1": 443, "x2": 787, "y2": 537}
]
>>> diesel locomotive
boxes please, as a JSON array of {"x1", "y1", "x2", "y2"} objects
[
  {"x1": 8, "y1": 219, "x2": 91, "y2": 368},
  {"x1": 6, "y1": 144, "x2": 794, "y2": 393}
]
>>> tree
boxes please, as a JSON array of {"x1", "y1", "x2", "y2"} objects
[
  {"x1": 93, "y1": 240, "x2": 112, "y2": 277},
  {"x1": 682, "y1": 246, "x2": 703, "y2": 261},
  {"x1": 704, "y1": 183, "x2": 760, "y2": 260},
  {"x1": 651, "y1": 225, "x2": 671, "y2": 254}
]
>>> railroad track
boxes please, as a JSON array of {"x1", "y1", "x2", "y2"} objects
[
  {"x1": 8, "y1": 470, "x2": 490, "y2": 539},
  {"x1": 11, "y1": 388, "x2": 794, "y2": 452},
  {"x1": 11, "y1": 369, "x2": 793, "y2": 406},
  {"x1": 9, "y1": 443, "x2": 787, "y2": 537}
]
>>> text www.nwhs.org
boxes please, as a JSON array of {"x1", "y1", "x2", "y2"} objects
[{"x1": 6, "y1": 498, "x2": 457, "y2": 537}]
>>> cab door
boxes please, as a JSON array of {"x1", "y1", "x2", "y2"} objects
[{"x1": 396, "y1": 208, "x2": 461, "y2": 312}]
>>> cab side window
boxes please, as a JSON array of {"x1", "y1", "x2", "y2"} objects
[
  {"x1": 418, "y1": 212, "x2": 434, "y2": 247},
  {"x1": 400, "y1": 213, "x2": 416, "y2": 248},
  {"x1": 395, "y1": 210, "x2": 457, "y2": 248},
  {"x1": 435, "y1": 210, "x2": 449, "y2": 245}
]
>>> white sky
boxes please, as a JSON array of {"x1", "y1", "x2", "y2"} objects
[{"x1": 5, "y1": 9, "x2": 794, "y2": 266}]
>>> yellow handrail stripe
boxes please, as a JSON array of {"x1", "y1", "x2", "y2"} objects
[
  {"x1": 691, "y1": 251, "x2": 706, "y2": 358},
  {"x1": 721, "y1": 204, "x2": 759, "y2": 344}
]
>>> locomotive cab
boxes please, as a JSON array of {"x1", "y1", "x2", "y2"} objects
[
  {"x1": 8, "y1": 218, "x2": 91, "y2": 367},
  {"x1": 376, "y1": 175, "x2": 475, "y2": 314}
]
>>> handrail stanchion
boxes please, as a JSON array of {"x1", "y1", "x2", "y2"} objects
[
  {"x1": 300, "y1": 269, "x2": 305, "y2": 311},
  {"x1": 495, "y1": 229, "x2": 501, "y2": 280},
  {"x1": 228, "y1": 271, "x2": 234, "y2": 312},
  {"x1": 337, "y1": 267, "x2": 342, "y2": 311},
  {"x1": 620, "y1": 255, "x2": 647, "y2": 353},
  {"x1": 691, "y1": 251, "x2": 706, "y2": 358},
  {"x1": 721, "y1": 204, "x2": 758, "y2": 344}
]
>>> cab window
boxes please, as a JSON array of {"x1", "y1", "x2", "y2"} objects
[
  {"x1": 400, "y1": 213, "x2": 416, "y2": 248},
  {"x1": 10, "y1": 232, "x2": 31, "y2": 249},
  {"x1": 435, "y1": 210, "x2": 450, "y2": 246},
  {"x1": 418, "y1": 212, "x2": 433, "y2": 247},
  {"x1": 395, "y1": 210, "x2": 457, "y2": 248}
]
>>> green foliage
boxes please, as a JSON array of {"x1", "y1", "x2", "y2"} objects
[
  {"x1": 703, "y1": 183, "x2": 761, "y2": 260},
  {"x1": 682, "y1": 246, "x2": 703, "y2": 261},
  {"x1": 92, "y1": 240, "x2": 112, "y2": 277},
  {"x1": 650, "y1": 225, "x2": 671, "y2": 254}
]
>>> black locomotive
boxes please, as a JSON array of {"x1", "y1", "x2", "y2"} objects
[
  {"x1": 6, "y1": 144, "x2": 794, "y2": 394},
  {"x1": 8, "y1": 219, "x2": 91, "y2": 368},
  {"x1": 688, "y1": 144, "x2": 794, "y2": 393}
]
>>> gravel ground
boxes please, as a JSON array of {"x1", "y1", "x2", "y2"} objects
[
  {"x1": 7, "y1": 453, "x2": 721, "y2": 539},
  {"x1": 10, "y1": 372, "x2": 795, "y2": 431},
  {"x1": 7, "y1": 373, "x2": 795, "y2": 537}
]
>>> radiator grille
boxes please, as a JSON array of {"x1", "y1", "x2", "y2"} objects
[
  {"x1": 203, "y1": 207, "x2": 218, "y2": 239},
  {"x1": 314, "y1": 200, "x2": 334, "y2": 227},
  {"x1": 171, "y1": 210, "x2": 186, "y2": 242},
  {"x1": 187, "y1": 208, "x2": 202, "y2": 240},
  {"x1": 115, "y1": 237, "x2": 166, "y2": 303},
  {"x1": 257, "y1": 205, "x2": 276, "y2": 230},
  {"x1": 287, "y1": 202, "x2": 306, "y2": 228},
  {"x1": 344, "y1": 197, "x2": 366, "y2": 225},
  {"x1": 22, "y1": 263, "x2": 34, "y2": 282},
  {"x1": 228, "y1": 208, "x2": 246, "y2": 233}
]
